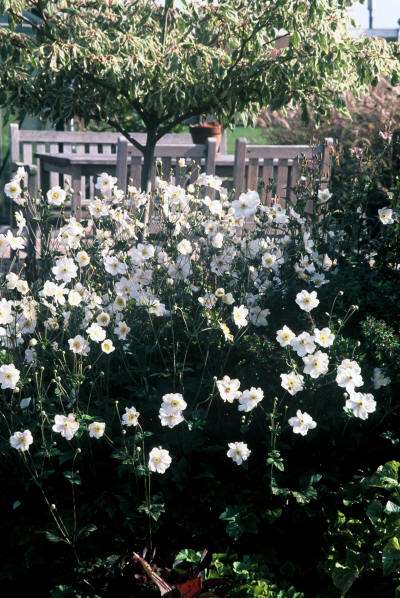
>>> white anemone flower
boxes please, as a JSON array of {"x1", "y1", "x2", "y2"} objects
[
  {"x1": 52, "y1": 256, "x2": 78, "y2": 284},
  {"x1": 95, "y1": 173, "x2": 117, "y2": 196},
  {"x1": 303, "y1": 351, "x2": 329, "y2": 378},
  {"x1": 6, "y1": 230, "x2": 25, "y2": 251},
  {"x1": 158, "y1": 408, "x2": 185, "y2": 429},
  {"x1": 101, "y1": 339, "x2": 115, "y2": 354},
  {"x1": 148, "y1": 447, "x2": 172, "y2": 474},
  {"x1": 216, "y1": 376, "x2": 241, "y2": 403},
  {"x1": 76, "y1": 251, "x2": 91, "y2": 267},
  {"x1": 68, "y1": 335, "x2": 90, "y2": 356},
  {"x1": 0, "y1": 298, "x2": 14, "y2": 325},
  {"x1": 0, "y1": 363, "x2": 20, "y2": 390},
  {"x1": 314, "y1": 327, "x2": 335, "y2": 348},
  {"x1": 291, "y1": 332, "x2": 316, "y2": 357},
  {"x1": 276, "y1": 325, "x2": 295, "y2": 347},
  {"x1": 378, "y1": 207, "x2": 394, "y2": 225},
  {"x1": 86, "y1": 323, "x2": 107, "y2": 343},
  {"x1": 233, "y1": 305, "x2": 248, "y2": 329},
  {"x1": 372, "y1": 367, "x2": 390, "y2": 390},
  {"x1": 47, "y1": 185, "x2": 66, "y2": 206},
  {"x1": 114, "y1": 320, "x2": 130, "y2": 340},
  {"x1": 88, "y1": 422, "x2": 106, "y2": 439},
  {"x1": 161, "y1": 393, "x2": 187, "y2": 413},
  {"x1": 280, "y1": 371, "x2": 304, "y2": 396},
  {"x1": 238, "y1": 387, "x2": 264, "y2": 412},
  {"x1": 336, "y1": 359, "x2": 363, "y2": 393},
  {"x1": 231, "y1": 190, "x2": 260, "y2": 219},
  {"x1": 122, "y1": 406, "x2": 140, "y2": 427},
  {"x1": 177, "y1": 239, "x2": 192, "y2": 255},
  {"x1": 10, "y1": 429, "x2": 33, "y2": 452},
  {"x1": 288, "y1": 410, "x2": 317, "y2": 436},
  {"x1": 4, "y1": 179, "x2": 22, "y2": 201},
  {"x1": 52, "y1": 414, "x2": 79, "y2": 440},
  {"x1": 227, "y1": 442, "x2": 251, "y2": 465},
  {"x1": 345, "y1": 392, "x2": 376, "y2": 420},
  {"x1": 295, "y1": 290, "x2": 319, "y2": 312}
]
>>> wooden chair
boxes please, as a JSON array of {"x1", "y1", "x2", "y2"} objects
[
  {"x1": 232, "y1": 138, "x2": 334, "y2": 203},
  {"x1": 116, "y1": 137, "x2": 218, "y2": 192}
]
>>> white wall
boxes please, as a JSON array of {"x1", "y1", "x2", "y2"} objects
[{"x1": 350, "y1": 1, "x2": 399, "y2": 29}]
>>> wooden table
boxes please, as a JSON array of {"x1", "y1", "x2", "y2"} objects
[
  {"x1": 36, "y1": 152, "x2": 237, "y2": 218},
  {"x1": 36, "y1": 152, "x2": 120, "y2": 219}
]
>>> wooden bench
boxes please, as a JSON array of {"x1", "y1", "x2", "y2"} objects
[{"x1": 232, "y1": 138, "x2": 334, "y2": 202}]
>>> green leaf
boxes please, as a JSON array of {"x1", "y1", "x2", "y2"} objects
[
  {"x1": 138, "y1": 501, "x2": 165, "y2": 521},
  {"x1": 383, "y1": 537, "x2": 400, "y2": 576},
  {"x1": 369, "y1": 461, "x2": 399, "y2": 490},
  {"x1": 44, "y1": 530, "x2": 67, "y2": 544},
  {"x1": 385, "y1": 501, "x2": 400, "y2": 515},
  {"x1": 291, "y1": 31, "x2": 301, "y2": 49},
  {"x1": 174, "y1": 549, "x2": 202, "y2": 567},
  {"x1": 77, "y1": 524, "x2": 98, "y2": 538},
  {"x1": 267, "y1": 450, "x2": 285, "y2": 472},
  {"x1": 366, "y1": 500, "x2": 383, "y2": 524},
  {"x1": 63, "y1": 470, "x2": 81, "y2": 485},
  {"x1": 332, "y1": 563, "x2": 359, "y2": 594}
]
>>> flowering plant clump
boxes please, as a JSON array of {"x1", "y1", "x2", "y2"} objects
[{"x1": 0, "y1": 163, "x2": 397, "y2": 593}]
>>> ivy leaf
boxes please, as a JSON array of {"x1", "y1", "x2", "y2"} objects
[{"x1": 138, "y1": 502, "x2": 165, "y2": 521}]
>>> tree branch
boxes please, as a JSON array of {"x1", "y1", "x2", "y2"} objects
[
  {"x1": 108, "y1": 119, "x2": 145, "y2": 153},
  {"x1": 7, "y1": 8, "x2": 43, "y2": 32}
]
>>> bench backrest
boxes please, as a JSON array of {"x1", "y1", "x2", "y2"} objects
[{"x1": 233, "y1": 138, "x2": 334, "y2": 202}]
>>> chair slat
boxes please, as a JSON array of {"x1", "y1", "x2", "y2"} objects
[
  {"x1": 22, "y1": 143, "x2": 32, "y2": 164},
  {"x1": 248, "y1": 157, "x2": 259, "y2": 191},
  {"x1": 276, "y1": 159, "x2": 289, "y2": 206},
  {"x1": 287, "y1": 159, "x2": 296, "y2": 202},
  {"x1": 129, "y1": 156, "x2": 142, "y2": 189},
  {"x1": 233, "y1": 138, "x2": 247, "y2": 198},
  {"x1": 75, "y1": 144, "x2": 87, "y2": 200},
  {"x1": 272, "y1": 158, "x2": 279, "y2": 200},
  {"x1": 261, "y1": 159, "x2": 274, "y2": 205},
  {"x1": 161, "y1": 157, "x2": 172, "y2": 181},
  {"x1": 49, "y1": 143, "x2": 60, "y2": 188}
]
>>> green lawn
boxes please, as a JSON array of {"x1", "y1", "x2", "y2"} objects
[{"x1": 225, "y1": 126, "x2": 271, "y2": 153}]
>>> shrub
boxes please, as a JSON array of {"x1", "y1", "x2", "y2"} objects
[
  {"x1": 0, "y1": 147, "x2": 399, "y2": 594},
  {"x1": 257, "y1": 79, "x2": 400, "y2": 150}
]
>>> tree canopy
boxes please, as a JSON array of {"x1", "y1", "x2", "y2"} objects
[{"x1": 0, "y1": 0, "x2": 399, "y2": 187}]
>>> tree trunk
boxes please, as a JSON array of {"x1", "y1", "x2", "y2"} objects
[
  {"x1": 141, "y1": 129, "x2": 157, "y2": 192},
  {"x1": 141, "y1": 129, "x2": 158, "y2": 236}
]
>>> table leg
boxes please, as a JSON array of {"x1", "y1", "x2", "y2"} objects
[
  {"x1": 71, "y1": 165, "x2": 82, "y2": 220},
  {"x1": 39, "y1": 159, "x2": 50, "y2": 199}
]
